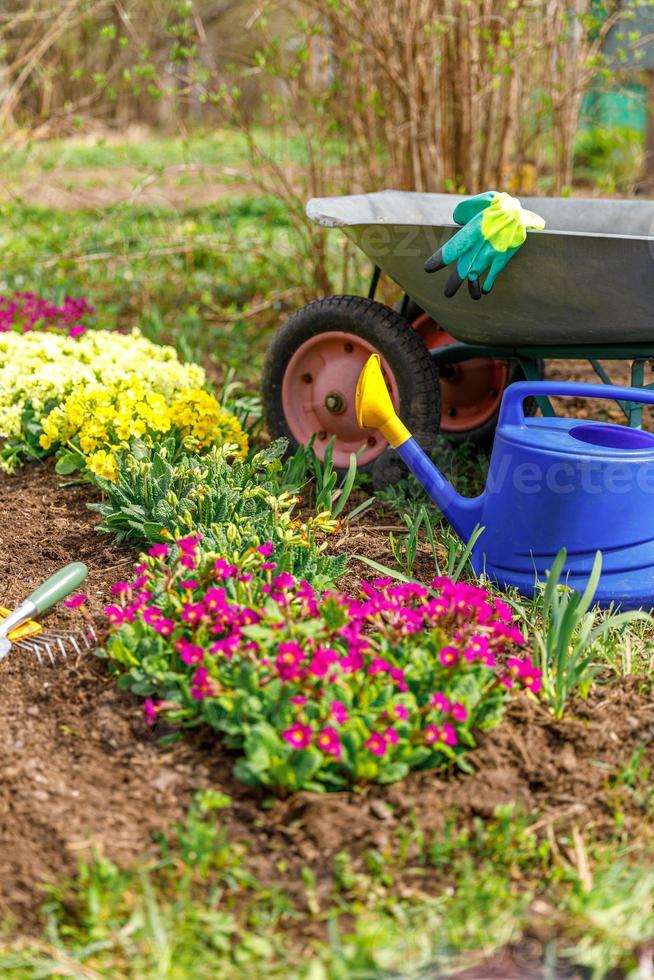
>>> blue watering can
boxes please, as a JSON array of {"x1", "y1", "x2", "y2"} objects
[{"x1": 356, "y1": 355, "x2": 654, "y2": 609}]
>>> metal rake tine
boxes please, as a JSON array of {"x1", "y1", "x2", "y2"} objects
[
  {"x1": 18, "y1": 636, "x2": 56, "y2": 665},
  {"x1": 79, "y1": 627, "x2": 96, "y2": 650},
  {"x1": 18, "y1": 639, "x2": 44, "y2": 664},
  {"x1": 68, "y1": 635, "x2": 81, "y2": 656},
  {"x1": 15, "y1": 623, "x2": 98, "y2": 665},
  {"x1": 36, "y1": 637, "x2": 57, "y2": 665}
]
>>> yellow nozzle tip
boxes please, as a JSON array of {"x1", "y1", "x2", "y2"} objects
[
  {"x1": 355, "y1": 354, "x2": 411, "y2": 448},
  {"x1": 355, "y1": 354, "x2": 383, "y2": 427}
]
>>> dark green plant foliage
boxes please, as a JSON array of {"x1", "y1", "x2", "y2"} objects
[{"x1": 89, "y1": 437, "x2": 346, "y2": 585}]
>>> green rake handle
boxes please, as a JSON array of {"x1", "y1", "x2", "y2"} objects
[{"x1": 26, "y1": 562, "x2": 88, "y2": 614}]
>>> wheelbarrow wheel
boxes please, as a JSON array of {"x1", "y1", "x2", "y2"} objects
[
  {"x1": 399, "y1": 299, "x2": 542, "y2": 446},
  {"x1": 262, "y1": 295, "x2": 439, "y2": 487}
]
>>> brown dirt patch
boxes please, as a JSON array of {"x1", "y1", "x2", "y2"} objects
[{"x1": 2, "y1": 461, "x2": 654, "y2": 948}]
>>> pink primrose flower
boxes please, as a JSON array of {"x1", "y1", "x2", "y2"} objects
[
  {"x1": 425, "y1": 723, "x2": 457, "y2": 746},
  {"x1": 424, "y1": 724, "x2": 440, "y2": 744},
  {"x1": 276, "y1": 641, "x2": 305, "y2": 681},
  {"x1": 65, "y1": 593, "x2": 87, "y2": 609},
  {"x1": 104, "y1": 604, "x2": 128, "y2": 625},
  {"x1": 238, "y1": 607, "x2": 260, "y2": 626},
  {"x1": 258, "y1": 541, "x2": 274, "y2": 557},
  {"x1": 176, "y1": 639, "x2": 204, "y2": 666},
  {"x1": 516, "y1": 659, "x2": 543, "y2": 693},
  {"x1": 272, "y1": 572, "x2": 295, "y2": 591},
  {"x1": 340, "y1": 651, "x2": 364, "y2": 673},
  {"x1": 142, "y1": 606, "x2": 164, "y2": 626},
  {"x1": 177, "y1": 533, "x2": 201, "y2": 554},
  {"x1": 431, "y1": 692, "x2": 451, "y2": 712},
  {"x1": 330, "y1": 700, "x2": 348, "y2": 724},
  {"x1": 143, "y1": 698, "x2": 162, "y2": 725},
  {"x1": 365, "y1": 732, "x2": 387, "y2": 757},
  {"x1": 148, "y1": 544, "x2": 169, "y2": 559},
  {"x1": 383, "y1": 726, "x2": 399, "y2": 745},
  {"x1": 204, "y1": 586, "x2": 227, "y2": 611},
  {"x1": 210, "y1": 633, "x2": 241, "y2": 658},
  {"x1": 283, "y1": 723, "x2": 312, "y2": 749},
  {"x1": 182, "y1": 601, "x2": 206, "y2": 624},
  {"x1": 494, "y1": 623, "x2": 526, "y2": 645},
  {"x1": 316, "y1": 727, "x2": 341, "y2": 758},
  {"x1": 308, "y1": 647, "x2": 339, "y2": 678},
  {"x1": 493, "y1": 598, "x2": 513, "y2": 623},
  {"x1": 464, "y1": 635, "x2": 489, "y2": 662},
  {"x1": 190, "y1": 666, "x2": 214, "y2": 701},
  {"x1": 440, "y1": 723, "x2": 458, "y2": 746},
  {"x1": 439, "y1": 646, "x2": 459, "y2": 667},
  {"x1": 214, "y1": 558, "x2": 238, "y2": 579},
  {"x1": 152, "y1": 617, "x2": 175, "y2": 637},
  {"x1": 450, "y1": 702, "x2": 468, "y2": 723}
]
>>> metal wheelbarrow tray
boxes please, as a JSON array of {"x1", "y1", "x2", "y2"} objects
[{"x1": 307, "y1": 191, "x2": 654, "y2": 347}]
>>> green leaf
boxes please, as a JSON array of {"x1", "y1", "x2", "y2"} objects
[{"x1": 55, "y1": 451, "x2": 84, "y2": 475}]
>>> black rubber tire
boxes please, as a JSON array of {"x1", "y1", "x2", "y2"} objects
[
  {"x1": 398, "y1": 297, "x2": 543, "y2": 448},
  {"x1": 262, "y1": 295, "x2": 440, "y2": 488}
]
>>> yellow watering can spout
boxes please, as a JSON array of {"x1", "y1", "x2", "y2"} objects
[
  {"x1": 355, "y1": 353, "x2": 482, "y2": 541},
  {"x1": 355, "y1": 354, "x2": 410, "y2": 448}
]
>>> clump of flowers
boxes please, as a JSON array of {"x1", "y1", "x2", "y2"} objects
[
  {"x1": 0, "y1": 328, "x2": 245, "y2": 476},
  {"x1": 40, "y1": 376, "x2": 247, "y2": 481},
  {"x1": 104, "y1": 541, "x2": 540, "y2": 794},
  {"x1": 0, "y1": 291, "x2": 95, "y2": 338}
]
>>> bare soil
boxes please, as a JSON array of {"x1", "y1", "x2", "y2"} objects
[{"x1": 1, "y1": 460, "x2": 653, "y2": 966}]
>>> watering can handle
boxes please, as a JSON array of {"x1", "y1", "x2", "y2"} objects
[{"x1": 499, "y1": 381, "x2": 654, "y2": 428}]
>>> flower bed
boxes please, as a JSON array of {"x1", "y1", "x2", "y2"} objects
[
  {"x1": 0, "y1": 291, "x2": 95, "y2": 337},
  {"x1": 104, "y1": 539, "x2": 540, "y2": 794},
  {"x1": 0, "y1": 328, "x2": 246, "y2": 479}
]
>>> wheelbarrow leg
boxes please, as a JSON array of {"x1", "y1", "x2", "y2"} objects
[
  {"x1": 517, "y1": 355, "x2": 555, "y2": 417},
  {"x1": 628, "y1": 359, "x2": 647, "y2": 428},
  {"x1": 368, "y1": 265, "x2": 381, "y2": 300}
]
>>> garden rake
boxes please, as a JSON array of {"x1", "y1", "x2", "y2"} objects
[{"x1": 0, "y1": 562, "x2": 96, "y2": 665}]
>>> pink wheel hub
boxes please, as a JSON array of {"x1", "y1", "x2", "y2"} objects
[
  {"x1": 412, "y1": 313, "x2": 508, "y2": 433},
  {"x1": 281, "y1": 331, "x2": 400, "y2": 468}
]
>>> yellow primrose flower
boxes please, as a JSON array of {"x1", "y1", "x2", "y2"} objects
[
  {"x1": 0, "y1": 326, "x2": 247, "y2": 480},
  {"x1": 87, "y1": 449, "x2": 118, "y2": 482}
]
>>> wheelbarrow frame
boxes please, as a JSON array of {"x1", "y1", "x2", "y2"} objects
[{"x1": 368, "y1": 265, "x2": 654, "y2": 429}]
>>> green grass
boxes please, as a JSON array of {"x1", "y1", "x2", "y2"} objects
[
  {"x1": 2, "y1": 795, "x2": 654, "y2": 978},
  {"x1": 0, "y1": 128, "x2": 339, "y2": 173}
]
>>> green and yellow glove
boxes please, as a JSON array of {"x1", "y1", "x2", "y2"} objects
[{"x1": 424, "y1": 191, "x2": 545, "y2": 300}]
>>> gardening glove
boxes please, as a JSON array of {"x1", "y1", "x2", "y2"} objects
[{"x1": 424, "y1": 191, "x2": 545, "y2": 300}]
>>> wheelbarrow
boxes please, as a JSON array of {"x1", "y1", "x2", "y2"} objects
[{"x1": 263, "y1": 191, "x2": 654, "y2": 486}]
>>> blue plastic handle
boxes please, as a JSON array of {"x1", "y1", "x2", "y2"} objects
[{"x1": 499, "y1": 381, "x2": 654, "y2": 428}]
